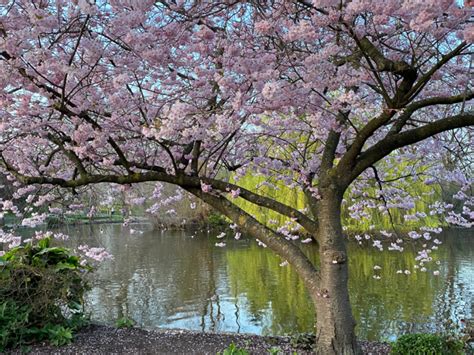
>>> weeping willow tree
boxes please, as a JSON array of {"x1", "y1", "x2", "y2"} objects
[{"x1": 233, "y1": 168, "x2": 446, "y2": 234}]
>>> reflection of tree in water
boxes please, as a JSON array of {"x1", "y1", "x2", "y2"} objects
[
  {"x1": 226, "y1": 243, "x2": 315, "y2": 335},
  {"x1": 200, "y1": 245, "x2": 225, "y2": 332},
  {"x1": 348, "y1": 243, "x2": 441, "y2": 340},
  {"x1": 226, "y1": 232, "x2": 472, "y2": 340},
  {"x1": 64, "y1": 225, "x2": 227, "y2": 328},
  {"x1": 347, "y1": 232, "x2": 471, "y2": 340},
  {"x1": 434, "y1": 229, "x2": 473, "y2": 333},
  {"x1": 62, "y1": 225, "x2": 473, "y2": 340}
]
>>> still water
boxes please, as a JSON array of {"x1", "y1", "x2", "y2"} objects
[{"x1": 60, "y1": 224, "x2": 472, "y2": 341}]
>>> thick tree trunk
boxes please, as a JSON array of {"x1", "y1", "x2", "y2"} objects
[{"x1": 311, "y1": 189, "x2": 361, "y2": 355}]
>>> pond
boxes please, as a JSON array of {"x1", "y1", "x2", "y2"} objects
[{"x1": 59, "y1": 224, "x2": 472, "y2": 341}]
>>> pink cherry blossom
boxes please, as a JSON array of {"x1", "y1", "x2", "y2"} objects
[{"x1": 0, "y1": 1, "x2": 471, "y2": 351}]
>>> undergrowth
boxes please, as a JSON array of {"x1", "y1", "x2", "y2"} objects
[{"x1": 0, "y1": 236, "x2": 93, "y2": 351}]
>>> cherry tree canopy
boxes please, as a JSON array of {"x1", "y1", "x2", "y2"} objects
[
  {"x1": 0, "y1": 1, "x2": 473, "y2": 353},
  {"x1": 0, "y1": 0, "x2": 471, "y2": 196}
]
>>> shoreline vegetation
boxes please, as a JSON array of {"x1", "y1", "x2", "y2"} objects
[{"x1": 1, "y1": 211, "x2": 469, "y2": 241}]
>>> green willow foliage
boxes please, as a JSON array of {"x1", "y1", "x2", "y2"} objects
[
  {"x1": 232, "y1": 173, "x2": 445, "y2": 233},
  {"x1": 231, "y1": 175, "x2": 306, "y2": 229}
]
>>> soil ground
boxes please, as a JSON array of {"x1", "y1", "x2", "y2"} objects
[{"x1": 11, "y1": 325, "x2": 391, "y2": 354}]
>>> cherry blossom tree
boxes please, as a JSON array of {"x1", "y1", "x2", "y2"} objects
[{"x1": 0, "y1": 1, "x2": 472, "y2": 353}]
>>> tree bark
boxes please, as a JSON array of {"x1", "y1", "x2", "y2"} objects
[{"x1": 312, "y1": 188, "x2": 361, "y2": 355}]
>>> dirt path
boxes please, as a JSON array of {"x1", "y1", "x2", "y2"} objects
[{"x1": 13, "y1": 325, "x2": 391, "y2": 354}]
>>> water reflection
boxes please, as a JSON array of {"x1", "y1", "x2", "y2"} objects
[{"x1": 61, "y1": 224, "x2": 473, "y2": 341}]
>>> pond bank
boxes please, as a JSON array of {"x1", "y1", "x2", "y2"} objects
[{"x1": 18, "y1": 325, "x2": 391, "y2": 354}]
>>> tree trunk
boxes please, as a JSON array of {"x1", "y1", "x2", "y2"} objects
[
  {"x1": 187, "y1": 185, "x2": 360, "y2": 353},
  {"x1": 311, "y1": 189, "x2": 361, "y2": 355}
]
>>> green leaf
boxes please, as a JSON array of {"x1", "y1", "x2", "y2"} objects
[
  {"x1": 54, "y1": 262, "x2": 77, "y2": 271},
  {"x1": 37, "y1": 238, "x2": 50, "y2": 249},
  {"x1": 34, "y1": 247, "x2": 68, "y2": 257}
]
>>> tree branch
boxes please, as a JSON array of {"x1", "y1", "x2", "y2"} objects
[
  {"x1": 337, "y1": 110, "x2": 395, "y2": 173},
  {"x1": 347, "y1": 112, "x2": 474, "y2": 183},
  {"x1": 185, "y1": 186, "x2": 321, "y2": 294},
  {"x1": 388, "y1": 91, "x2": 474, "y2": 135},
  {"x1": 0, "y1": 153, "x2": 319, "y2": 234},
  {"x1": 406, "y1": 42, "x2": 468, "y2": 102}
]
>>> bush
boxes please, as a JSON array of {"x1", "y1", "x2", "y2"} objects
[
  {"x1": 0, "y1": 236, "x2": 93, "y2": 351},
  {"x1": 391, "y1": 333, "x2": 465, "y2": 355},
  {"x1": 208, "y1": 212, "x2": 229, "y2": 227}
]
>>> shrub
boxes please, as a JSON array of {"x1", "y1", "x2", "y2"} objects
[
  {"x1": 391, "y1": 333, "x2": 465, "y2": 355},
  {"x1": 0, "y1": 236, "x2": 93, "y2": 351},
  {"x1": 0, "y1": 300, "x2": 31, "y2": 350},
  {"x1": 208, "y1": 212, "x2": 229, "y2": 227}
]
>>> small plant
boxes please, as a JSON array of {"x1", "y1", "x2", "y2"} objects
[
  {"x1": 290, "y1": 332, "x2": 315, "y2": 350},
  {"x1": 219, "y1": 342, "x2": 250, "y2": 355},
  {"x1": 115, "y1": 316, "x2": 136, "y2": 329},
  {"x1": 43, "y1": 324, "x2": 73, "y2": 346},
  {"x1": 0, "y1": 300, "x2": 31, "y2": 350},
  {"x1": 439, "y1": 318, "x2": 472, "y2": 354},
  {"x1": 208, "y1": 212, "x2": 229, "y2": 227},
  {"x1": 391, "y1": 333, "x2": 465, "y2": 355},
  {"x1": 268, "y1": 346, "x2": 281, "y2": 354}
]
